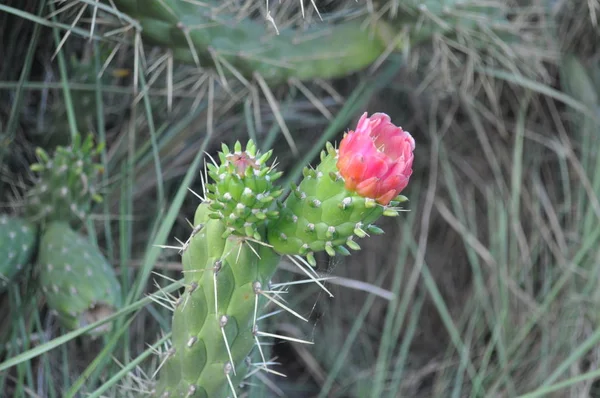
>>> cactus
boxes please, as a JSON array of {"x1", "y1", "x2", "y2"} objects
[
  {"x1": 103, "y1": 0, "x2": 395, "y2": 84},
  {"x1": 155, "y1": 203, "x2": 281, "y2": 396},
  {"x1": 25, "y1": 133, "x2": 104, "y2": 227},
  {"x1": 37, "y1": 222, "x2": 122, "y2": 336},
  {"x1": 7, "y1": 133, "x2": 122, "y2": 336},
  {"x1": 154, "y1": 113, "x2": 415, "y2": 396},
  {"x1": 0, "y1": 215, "x2": 36, "y2": 288}
]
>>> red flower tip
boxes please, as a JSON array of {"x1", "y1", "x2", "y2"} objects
[{"x1": 336, "y1": 112, "x2": 414, "y2": 205}]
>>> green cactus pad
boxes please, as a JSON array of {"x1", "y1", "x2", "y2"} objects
[
  {"x1": 205, "y1": 140, "x2": 283, "y2": 240},
  {"x1": 105, "y1": 0, "x2": 394, "y2": 84},
  {"x1": 267, "y1": 147, "x2": 404, "y2": 262},
  {"x1": 155, "y1": 202, "x2": 281, "y2": 397},
  {"x1": 25, "y1": 133, "x2": 104, "y2": 227},
  {"x1": 0, "y1": 215, "x2": 37, "y2": 287},
  {"x1": 37, "y1": 222, "x2": 122, "y2": 336}
]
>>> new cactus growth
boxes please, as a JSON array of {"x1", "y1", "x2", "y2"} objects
[
  {"x1": 155, "y1": 113, "x2": 415, "y2": 396},
  {"x1": 205, "y1": 141, "x2": 283, "y2": 240},
  {"x1": 37, "y1": 222, "x2": 122, "y2": 336},
  {"x1": 0, "y1": 215, "x2": 36, "y2": 288},
  {"x1": 25, "y1": 133, "x2": 104, "y2": 227}
]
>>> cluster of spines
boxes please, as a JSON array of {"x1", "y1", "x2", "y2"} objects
[
  {"x1": 25, "y1": 134, "x2": 104, "y2": 226},
  {"x1": 204, "y1": 140, "x2": 283, "y2": 240},
  {"x1": 268, "y1": 142, "x2": 407, "y2": 265}
]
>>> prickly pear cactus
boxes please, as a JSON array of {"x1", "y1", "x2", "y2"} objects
[
  {"x1": 37, "y1": 222, "x2": 122, "y2": 336},
  {"x1": 0, "y1": 215, "x2": 36, "y2": 287},
  {"x1": 104, "y1": 0, "x2": 395, "y2": 84},
  {"x1": 205, "y1": 140, "x2": 282, "y2": 240},
  {"x1": 155, "y1": 112, "x2": 415, "y2": 396},
  {"x1": 25, "y1": 133, "x2": 104, "y2": 227}
]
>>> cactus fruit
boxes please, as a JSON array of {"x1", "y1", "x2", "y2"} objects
[
  {"x1": 37, "y1": 222, "x2": 122, "y2": 336},
  {"x1": 103, "y1": 0, "x2": 395, "y2": 84},
  {"x1": 25, "y1": 133, "x2": 104, "y2": 227},
  {"x1": 0, "y1": 215, "x2": 37, "y2": 288},
  {"x1": 155, "y1": 112, "x2": 415, "y2": 396},
  {"x1": 205, "y1": 140, "x2": 283, "y2": 240}
]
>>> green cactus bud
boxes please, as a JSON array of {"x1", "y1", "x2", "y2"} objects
[
  {"x1": 155, "y1": 202, "x2": 281, "y2": 396},
  {"x1": 205, "y1": 140, "x2": 282, "y2": 240},
  {"x1": 0, "y1": 215, "x2": 37, "y2": 288},
  {"x1": 37, "y1": 222, "x2": 122, "y2": 336},
  {"x1": 25, "y1": 133, "x2": 104, "y2": 227}
]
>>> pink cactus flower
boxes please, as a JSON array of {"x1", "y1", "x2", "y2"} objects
[{"x1": 336, "y1": 112, "x2": 415, "y2": 206}]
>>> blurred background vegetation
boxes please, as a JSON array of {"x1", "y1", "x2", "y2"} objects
[{"x1": 1, "y1": 0, "x2": 600, "y2": 397}]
